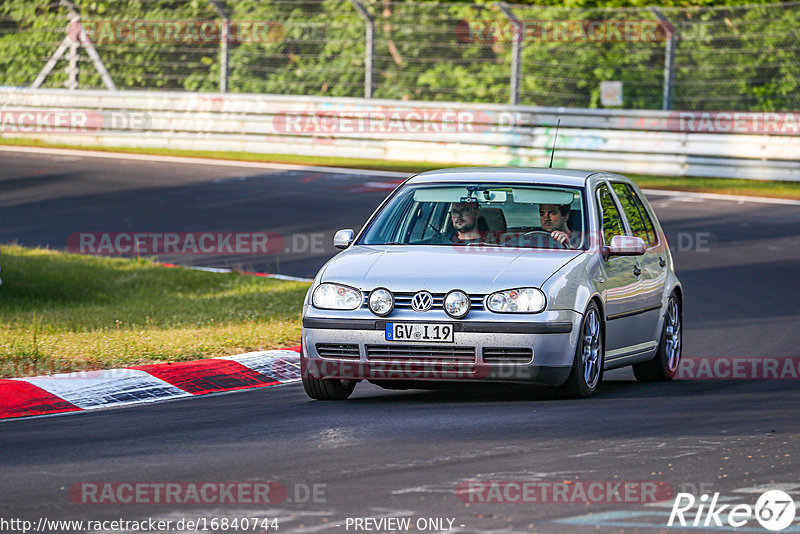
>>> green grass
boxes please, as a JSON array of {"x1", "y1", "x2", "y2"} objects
[
  {"x1": 0, "y1": 245, "x2": 308, "y2": 378},
  {"x1": 625, "y1": 173, "x2": 800, "y2": 200},
  {"x1": 3, "y1": 137, "x2": 800, "y2": 199}
]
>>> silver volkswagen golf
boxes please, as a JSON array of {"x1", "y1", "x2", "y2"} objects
[{"x1": 301, "y1": 168, "x2": 682, "y2": 399}]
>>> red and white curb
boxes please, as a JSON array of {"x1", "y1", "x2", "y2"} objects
[{"x1": 0, "y1": 347, "x2": 301, "y2": 420}]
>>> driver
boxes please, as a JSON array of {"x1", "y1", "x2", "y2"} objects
[
  {"x1": 448, "y1": 201, "x2": 486, "y2": 243},
  {"x1": 540, "y1": 203, "x2": 579, "y2": 248}
]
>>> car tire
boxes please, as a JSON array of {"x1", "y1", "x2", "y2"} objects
[
  {"x1": 633, "y1": 294, "x2": 682, "y2": 382},
  {"x1": 302, "y1": 375, "x2": 357, "y2": 400},
  {"x1": 562, "y1": 302, "x2": 604, "y2": 398}
]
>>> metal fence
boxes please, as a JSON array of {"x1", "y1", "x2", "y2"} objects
[{"x1": 1, "y1": 0, "x2": 799, "y2": 112}]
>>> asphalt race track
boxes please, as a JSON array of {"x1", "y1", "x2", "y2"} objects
[
  {"x1": 0, "y1": 149, "x2": 406, "y2": 278},
  {"x1": 1, "y1": 149, "x2": 799, "y2": 533}
]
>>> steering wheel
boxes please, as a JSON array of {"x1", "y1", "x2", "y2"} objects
[{"x1": 519, "y1": 230, "x2": 568, "y2": 249}]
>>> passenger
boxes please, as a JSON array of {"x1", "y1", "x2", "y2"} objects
[
  {"x1": 539, "y1": 203, "x2": 579, "y2": 248},
  {"x1": 448, "y1": 201, "x2": 486, "y2": 243}
]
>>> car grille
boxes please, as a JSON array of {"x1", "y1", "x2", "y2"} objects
[
  {"x1": 363, "y1": 292, "x2": 485, "y2": 311},
  {"x1": 316, "y1": 343, "x2": 360, "y2": 360},
  {"x1": 483, "y1": 347, "x2": 533, "y2": 364},
  {"x1": 366, "y1": 344, "x2": 476, "y2": 364}
]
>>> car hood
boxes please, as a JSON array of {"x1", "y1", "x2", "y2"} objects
[{"x1": 319, "y1": 245, "x2": 583, "y2": 293}]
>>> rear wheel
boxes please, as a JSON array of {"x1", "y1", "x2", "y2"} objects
[
  {"x1": 561, "y1": 302, "x2": 604, "y2": 398},
  {"x1": 302, "y1": 375, "x2": 356, "y2": 400},
  {"x1": 633, "y1": 295, "x2": 681, "y2": 382}
]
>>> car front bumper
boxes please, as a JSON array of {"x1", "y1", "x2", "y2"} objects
[{"x1": 301, "y1": 309, "x2": 582, "y2": 387}]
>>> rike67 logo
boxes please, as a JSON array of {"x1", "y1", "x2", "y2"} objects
[{"x1": 669, "y1": 490, "x2": 796, "y2": 531}]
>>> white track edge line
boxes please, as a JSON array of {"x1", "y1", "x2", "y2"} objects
[
  {"x1": 641, "y1": 188, "x2": 800, "y2": 206},
  {"x1": 172, "y1": 264, "x2": 313, "y2": 283}
]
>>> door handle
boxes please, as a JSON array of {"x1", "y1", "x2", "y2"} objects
[
  {"x1": 659, "y1": 257, "x2": 666, "y2": 268},
  {"x1": 633, "y1": 266, "x2": 642, "y2": 277}
]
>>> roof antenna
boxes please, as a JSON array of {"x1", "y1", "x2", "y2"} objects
[{"x1": 548, "y1": 119, "x2": 561, "y2": 168}]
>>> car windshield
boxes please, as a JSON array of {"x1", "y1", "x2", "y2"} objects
[{"x1": 359, "y1": 183, "x2": 586, "y2": 249}]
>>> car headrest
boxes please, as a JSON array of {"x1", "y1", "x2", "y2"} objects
[{"x1": 477, "y1": 208, "x2": 507, "y2": 233}]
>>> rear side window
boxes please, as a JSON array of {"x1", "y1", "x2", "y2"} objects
[
  {"x1": 611, "y1": 183, "x2": 658, "y2": 246},
  {"x1": 597, "y1": 184, "x2": 625, "y2": 245}
]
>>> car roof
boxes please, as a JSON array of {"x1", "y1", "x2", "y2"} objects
[{"x1": 406, "y1": 167, "x2": 598, "y2": 187}]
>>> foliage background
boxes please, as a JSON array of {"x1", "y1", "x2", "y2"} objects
[{"x1": 0, "y1": 0, "x2": 797, "y2": 110}]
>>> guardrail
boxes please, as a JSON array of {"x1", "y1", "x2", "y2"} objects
[{"x1": 1, "y1": 88, "x2": 798, "y2": 181}]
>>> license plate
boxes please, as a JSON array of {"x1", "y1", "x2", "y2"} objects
[{"x1": 385, "y1": 323, "x2": 454, "y2": 343}]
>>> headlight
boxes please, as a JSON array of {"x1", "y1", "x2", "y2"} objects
[
  {"x1": 487, "y1": 288, "x2": 546, "y2": 313},
  {"x1": 444, "y1": 290, "x2": 470, "y2": 319},
  {"x1": 368, "y1": 288, "x2": 394, "y2": 316},
  {"x1": 312, "y1": 283, "x2": 362, "y2": 310}
]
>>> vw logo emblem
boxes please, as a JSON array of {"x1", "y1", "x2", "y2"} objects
[{"x1": 411, "y1": 291, "x2": 434, "y2": 312}]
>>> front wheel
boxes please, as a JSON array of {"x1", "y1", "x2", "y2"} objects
[
  {"x1": 633, "y1": 295, "x2": 682, "y2": 382},
  {"x1": 561, "y1": 302, "x2": 604, "y2": 398},
  {"x1": 302, "y1": 375, "x2": 356, "y2": 400}
]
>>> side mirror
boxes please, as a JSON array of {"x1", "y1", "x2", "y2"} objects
[
  {"x1": 333, "y1": 228, "x2": 355, "y2": 249},
  {"x1": 604, "y1": 235, "x2": 646, "y2": 258}
]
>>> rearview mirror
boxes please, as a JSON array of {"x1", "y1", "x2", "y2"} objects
[
  {"x1": 604, "y1": 235, "x2": 646, "y2": 258},
  {"x1": 480, "y1": 190, "x2": 507, "y2": 203},
  {"x1": 333, "y1": 229, "x2": 355, "y2": 249}
]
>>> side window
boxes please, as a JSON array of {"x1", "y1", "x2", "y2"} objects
[
  {"x1": 629, "y1": 186, "x2": 658, "y2": 246},
  {"x1": 597, "y1": 184, "x2": 626, "y2": 245},
  {"x1": 611, "y1": 183, "x2": 658, "y2": 246},
  {"x1": 611, "y1": 183, "x2": 649, "y2": 244}
]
